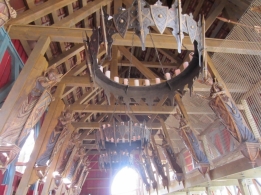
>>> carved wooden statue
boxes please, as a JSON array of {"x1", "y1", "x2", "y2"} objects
[
  {"x1": 173, "y1": 109, "x2": 209, "y2": 176},
  {"x1": 0, "y1": 69, "x2": 62, "y2": 145},
  {"x1": 130, "y1": 154, "x2": 151, "y2": 193},
  {"x1": 71, "y1": 155, "x2": 90, "y2": 188},
  {"x1": 208, "y1": 80, "x2": 260, "y2": 164},
  {"x1": 143, "y1": 154, "x2": 158, "y2": 192},
  {"x1": 158, "y1": 130, "x2": 183, "y2": 183},
  {"x1": 0, "y1": 0, "x2": 16, "y2": 27},
  {"x1": 0, "y1": 69, "x2": 61, "y2": 170},
  {"x1": 56, "y1": 131, "x2": 81, "y2": 176},
  {"x1": 65, "y1": 146, "x2": 86, "y2": 182},
  {"x1": 198, "y1": 80, "x2": 260, "y2": 165},
  {"x1": 35, "y1": 107, "x2": 72, "y2": 178},
  {"x1": 148, "y1": 143, "x2": 169, "y2": 191}
]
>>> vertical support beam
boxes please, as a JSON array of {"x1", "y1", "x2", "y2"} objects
[
  {"x1": 16, "y1": 84, "x2": 65, "y2": 195},
  {"x1": 111, "y1": 46, "x2": 119, "y2": 78},
  {"x1": 0, "y1": 36, "x2": 51, "y2": 134},
  {"x1": 238, "y1": 179, "x2": 251, "y2": 195}
]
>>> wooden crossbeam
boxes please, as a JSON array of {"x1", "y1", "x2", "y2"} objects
[
  {"x1": 9, "y1": 25, "x2": 261, "y2": 55},
  {"x1": 70, "y1": 104, "x2": 214, "y2": 114},
  {"x1": 119, "y1": 60, "x2": 178, "y2": 68},
  {"x1": 118, "y1": 46, "x2": 157, "y2": 79}
]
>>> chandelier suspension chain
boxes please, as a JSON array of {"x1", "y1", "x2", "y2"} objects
[{"x1": 149, "y1": 29, "x2": 165, "y2": 75}]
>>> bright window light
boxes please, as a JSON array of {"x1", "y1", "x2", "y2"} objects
[
  {"x1": 111, "y1": 167, "x2": 140, "y2": 195},
  {"x1": 16, "y1": 130, "x2": 35, "y2": 173}
]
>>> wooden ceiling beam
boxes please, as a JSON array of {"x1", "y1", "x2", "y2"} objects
[
  {"x1": 70, "y1": 104, "x2": 214, "y2": 114},
  {"x1": 9, "y1": 25, "x2": 261, "y2": 55},
  {"x1": 118, "y1": 61, "x2": 178, "y2": 69},
  {"x1": 118, "y1": 46, "x2": 157, "y2": 79},
  {"x1": 9, "y1": 0, "x2": 76, "y2": 25}
]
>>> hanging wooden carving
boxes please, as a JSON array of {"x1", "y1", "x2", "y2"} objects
[
  {"x1": 35, "y1": 108, "x2": 72, "y2": 179},
  {"x1": 143, "y1": 154, "x2": 158, "y2": 192},
  {"x1": 0, "y1": 69, "x2": 61, "y2": 170},
  {"x1": 65, "y1": 146, "x2": 86, "y2": 182},
  {"x1": 0, "y1": 0, "x2": 17, "y2": 27},
  {"x1": 207, "y1": 81, "x2": 260, "y2": 165},
  {"x1": 148, "y1": 142, "x2": 169, "y2": 191},
  {"x1": 173, "y1": 109, "x2": 209, "y2": 176},
  {"x1": 158, "y1": 130, "x2": 184, "y2": 183},
  {"x1": 71, "y1": 156, "x2": 90, "y2": 188},
  {"x1": 0, "y1": 69, "x2": 62, "y2": 145},
  {"x1": 131, "y1": 153, "x2": 151, "y2": 193},
  {"x1": 52, "y1": 131, "x2": 82, "y2": 188}
]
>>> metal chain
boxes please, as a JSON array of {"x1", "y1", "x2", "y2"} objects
[
  {"x1": 149, "y1": 29, "x2": 165, "y2": 75},
  {"x1": 128, "y1": 32, "x2": 135, "y2": 81}
]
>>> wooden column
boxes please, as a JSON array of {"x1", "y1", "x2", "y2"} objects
[
  {"x1": 16, "y1": 84, "x2": 65, "y2": 195},
  {"x1": 0, "y1": 36, "x2": 50, "y2": 134},
  {"x1": 238, "y1": 179, "x2": 251, "y2": 195}
]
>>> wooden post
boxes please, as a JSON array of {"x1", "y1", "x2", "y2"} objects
[{"x1": 238, "y1": 179, "x2": 251, "y2": 195}]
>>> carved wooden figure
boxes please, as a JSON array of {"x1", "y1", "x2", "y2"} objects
[
  {"x1": 0, "y1": 69, "x2": 61, "y2": 170},
  {"x1": 65, "y1": 146, "x2": 86, "y2": 183},
  {"x1": 0, "y1": 0, "x2": 16, "y2": 27},
  {"x1": 148, "y1": 142, "x2": 169, "y2": 191},
  {"x1": 208, "y1": 81, "x2": 260, "y2": 165},
  {"x1": 143, "y1": 154, "x2": 158, "y2": 192},
  {"x1": 158, "y1": 130, "x2": 184, "y2": 183},
  {"x1": 71, "y1": 155, "x2": 90, "y2": 188},
  {"x1": 0, "y1": 69, "x2": 62, "y2": 145},
  {"x1": 130, "y1": 154, "x2": 151, "y2": 193},
  {"x1": 35, "y1": 107, "x2": 72, "y2": 179},
  {"x1": 173, "y1": 109, "x2": 209, "y2": 176},
  {"x1": 56, "y1": 131, "x2": 82, "y2": 176}
]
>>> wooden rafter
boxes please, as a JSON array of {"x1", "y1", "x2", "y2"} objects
[{"x1": 9, "y1": 25, "x2": 261, "y2": 55}]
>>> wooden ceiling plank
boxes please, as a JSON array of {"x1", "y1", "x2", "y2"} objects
[
  {"x1": 9, "y1": 0, "x2": 77, "y2": 25},
  {"x1": 9, "y1": 25, "x2": 261, "y2": 55},
  {"x1": 118, "y1": 46, "x2": 157, "y2": 79},
  {"x1": 70, "y1": 104, "x2": 214, "y2": 114},
  {"x1": 52, "y1": 0, "x2": 113, "y2": 27}
]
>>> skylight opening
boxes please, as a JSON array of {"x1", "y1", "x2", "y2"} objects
[{"x1": 111, "y1": 167, "x2": 140, "y2": 195}]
